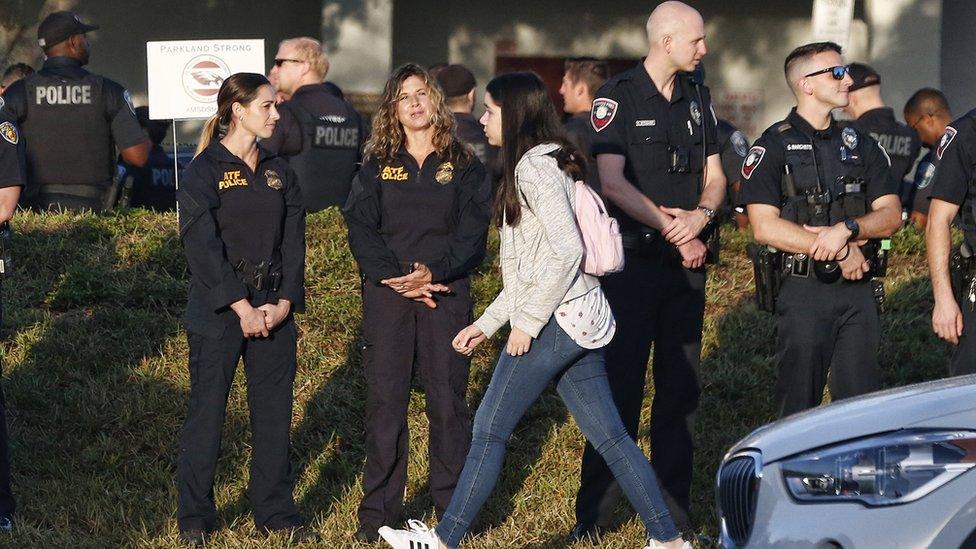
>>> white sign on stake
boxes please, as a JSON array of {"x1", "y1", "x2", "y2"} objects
[
  {"x1": 811, "y1": 0, "x2": 855, "y2": 49},
  {"x1": 146, "y1": 39, "x2": 265, "y2": 120}
]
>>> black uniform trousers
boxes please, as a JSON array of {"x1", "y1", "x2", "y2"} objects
[
  {"x1": 576, "y1": 249, "x2": 705, "y2": 527},
  {"x1": 950, "y1": 294, "x2": 976, "y2": 376},
  {"x1": 0, "y1": 291, "x2": 14, "y2": 517},
  {"x1": 774, "y1": 275, "x2": 881, "y2": 418},
  {"x1": 357, "y1": 278, "x2": 472, "y2": 531},
  {"x1": 177, "y1": 317, "x2": 301, "y2": 532}
]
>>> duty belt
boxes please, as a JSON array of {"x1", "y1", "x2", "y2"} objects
[
  {"x1": 779, "y1": 252, "x2": 811, "y2": 278},
  {"x1": 36, "y1": 183, "x2": 108, "y2": 200},
  {"x1": 233, "y1": 259, "x2": 281, "y2": 292},
  {"x1": 620, "y1": 231, "x2": 665, "y2": 257}
]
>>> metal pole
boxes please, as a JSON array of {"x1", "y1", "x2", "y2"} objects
[{"x1": 173, "y1": 119, "x2": 180, "y2": 226}]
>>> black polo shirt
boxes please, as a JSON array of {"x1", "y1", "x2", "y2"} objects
[
  {"x1": 589, "y1": 62, "x2": 718, "y2": 231},
  {"x1": 738, "y1": 109, "x2": 895, "y2": 221},
  {"x1": 850, "y1": 107, "x2": 921, "y2": 184},
  {"x1": 343, "y1": 146, "x2": 491, "y2": 284}
]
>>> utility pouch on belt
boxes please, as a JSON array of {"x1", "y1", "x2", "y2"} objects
[
  {"x1": 748, "y1": 242, "x2": 779, "y2": 313},
  {"x1": 234, "y1": 259, "x2": 281, "y2": 293}
]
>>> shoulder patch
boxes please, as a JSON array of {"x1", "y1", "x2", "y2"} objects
[
  {"x1": 0, "y1": 122, "x2": 18, "y2": 145},
  {"x1": 937, "y1": 126, "x2": 958, "y2": 160},
  {"x1": 591, "y1": 98, "x2": 618, "y2": 133},
  {"x1": 741, "y1": 146, "x2": 766, "y2": 180},
  {"x1": 730, "y1": 130, "x2": 748, "y2": 157}
]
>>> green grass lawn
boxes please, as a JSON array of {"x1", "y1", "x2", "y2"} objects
[{"x1": 0, "y1": 208, "x2": 951, "y2": 548}]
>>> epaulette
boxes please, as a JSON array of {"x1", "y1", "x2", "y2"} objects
[{"x1": 776, "y1": 123, "x2": 792, "y2": 134}]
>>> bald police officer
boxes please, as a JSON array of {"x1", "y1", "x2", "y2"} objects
[
  {"x1": 843, "y1": 63, "x2": 921, "y2": 213},
  {"x1": 0, "y1": 112, "x2": 24, "y2": 532},
  {"x1": 572, "y1": 2, "x2": 726, "y2": 539},
  {"x1": 264, "y1": 37, "x2": 366, "y2": 212},
  {"x1": 1, "y1": 11, "x2": 149, "y2": 212}
]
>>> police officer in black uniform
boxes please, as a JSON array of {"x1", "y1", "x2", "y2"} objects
[
  {"x1": 572, "y1": 2, "x2": 726, "y2": 539},
  {"x1": 843, "y1": 63, "x2": 921, "y2": 208},
  {"x1": 715, "y1": 118, "x2": 749, "y2": 227},
  {"x1": 175, "y1": 73, "x2": 317, "y2": 545},
  {"x1": 432, "y1": 64, "x2": 495, "y2": 166},
  {"x1": 118, "y1": 106, "x2": 177, "y2": 211},
  {"x1": 559, "y1": 57, "x2": 609, "y2": 191},
  {"x1": 740, "y1": 42, "x2": 901, "y2": 417},
  {"x1": 926, "y1": 101, "x2": 976, "y2": 374},
  {"x1": 0, "y1": 11, "x2": 149, "y2": 212},
  {"x1": 264, "y1": 36, "x2": 365, "y2": 212},
  {"x1": 905, "y1": 88, "x2": 953, "y2": 228},
  {"x1": 0, "y1": 111, "x2": 24, "y2": 533},
  {"x1": 343, "y1": 64, "x2": 490, "y2": 543}
]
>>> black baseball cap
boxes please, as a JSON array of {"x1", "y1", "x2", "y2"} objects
[
  {"x1": 847, "y1": 63, "x2": 880, "y2": 91},
  {"x1": 434, "y1": 64, "x2": 476, "y2": 97},
  {"x1": 37, "y1": 11, "x2": 99, "y2": 49}
]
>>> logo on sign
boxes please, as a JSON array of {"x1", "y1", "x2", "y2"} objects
[{"x1": 182, "y1": 55, "x2": 231, "y2": 103}]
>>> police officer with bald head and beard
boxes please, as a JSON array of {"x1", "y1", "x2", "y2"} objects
[{"x1": 1, "y1": 11, "x2": 149, "y2": 212}]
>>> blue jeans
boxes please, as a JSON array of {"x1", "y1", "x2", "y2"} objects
[{"x1": 435, "y1": 319, "x2": 680, "y2": 546}]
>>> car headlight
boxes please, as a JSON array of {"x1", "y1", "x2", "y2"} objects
[{"x1": 782, "y1": 429, "x2": 976, "y2": 506}]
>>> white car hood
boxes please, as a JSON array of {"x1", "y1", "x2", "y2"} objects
[{"x1": 727, "y1": 375, "x2": 976, "y2": 462}]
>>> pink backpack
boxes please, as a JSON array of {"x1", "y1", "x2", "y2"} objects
[{"x1": 573, "y1": 181, "x2": 624, "y2": 276}]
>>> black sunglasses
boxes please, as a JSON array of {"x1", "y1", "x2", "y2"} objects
[
  {"x1": 804, "y1": 65, "x2": 849, "y2": 80},
  {"x1": 273, "y1": 58, "x2": 304, "y2": 67}
]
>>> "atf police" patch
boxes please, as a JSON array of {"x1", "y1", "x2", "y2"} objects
[
  {"x1": 590, "y1": 98, "x2": 618, "y2": 133},
  {"x1": 0, "y1": 122, "x2": 18, "y2": 145},
  {"x1": 938, "y1": 126, "x2": 958, "y2": 160},
  {"x1": 741, "y1": 146, "x2": 766, "y2": 180}
]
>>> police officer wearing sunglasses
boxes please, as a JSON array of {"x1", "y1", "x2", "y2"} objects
[{"x1": 739, "y1": 42, "x2": 901, "y2": 417}]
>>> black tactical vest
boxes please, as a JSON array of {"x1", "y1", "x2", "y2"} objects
[
  {"x1": 777, "y1": 123, "x2": 870, "y2": 226},
  {"x1": 23, "y1": 71, "x2": 113, "y2": 187},
  {"x1": 287, "y1": 100, "x2": 361, "y2": 211}
]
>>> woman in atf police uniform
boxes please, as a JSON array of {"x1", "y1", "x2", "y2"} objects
[
  {"x1": 174, "y1": 73, "x2": 317, "y2": 546},
  {"x1": 342, "y1": 63, "x2": 491, "y2": 543}
]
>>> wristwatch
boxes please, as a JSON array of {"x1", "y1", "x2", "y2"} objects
[
  {"x1": 697, "y1": 205, "x2": 716, "y2": 223},
  {"x1": 844, "y1": 217, "x2": 860, "y2": 241}
]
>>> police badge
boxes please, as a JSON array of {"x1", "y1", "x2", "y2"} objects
[
  {"x1": 264, "y1": 169, "x2": 282, "y2": 190},
  {"x1": 0, "y1": 122, "x2": 18, "y2": 145},
  {"x1": 690, "y1": 101, "x2": 702, "y2": 126},
  {"x1": 435, "y1": 162, "x2": 454, "y2": 185},
  {"x1": 842, "y1": 127, "x2": 859, "y2": 150}
]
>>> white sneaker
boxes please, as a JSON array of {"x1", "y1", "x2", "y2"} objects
[
  {"x1": 378, "y1": 519, "x2": 441, "y2": 549},
  {"x1": 643, "y1": 539, "x2": 692, "y2": 549}
]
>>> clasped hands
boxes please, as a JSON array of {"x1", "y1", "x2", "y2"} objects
[
  {"x1": 803, "y1": 223, "x2": 869, "y2": 281},
  {"x1": 233, "y1": 298, "x2": 292, "y2": 338},
  {"x1": 660, "y1": 206, "x2": 709, "y2": 269},
  {"x1": 381, "y1": 262, "x2": 451, "y2": 309}
]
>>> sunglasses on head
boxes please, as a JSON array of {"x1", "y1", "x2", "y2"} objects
[
  {"x1": 273, "y1": 58, "x2": 303, "y2": 67},
  {"x1": 804, "y1": 65, "x2": 850, "y2": 80}
]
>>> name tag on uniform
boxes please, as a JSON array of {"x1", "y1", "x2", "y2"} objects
[
  {"x1": 635, "y1": 119, "x2": 656, "y2": 127},
  {"x1": 787, "y1": 143, "x2": 813, "y2": 151}
]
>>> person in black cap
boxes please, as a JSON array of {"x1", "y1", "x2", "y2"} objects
[
  {"x1": 844, "y1": 62, "x2": 921, "y2": 216},
  {"x1": 432, "y1": 64, "x2": 495, "y2": 165},
  {"x1": 0, "y1": 110, "x2": 24, "y2": 534},
  {"x1": 0, "y1": 10, "x2": 149, "y2": 212},
  {"x1": 904, "y1": 88, "x2": 953, "y2": 228},
  {"x1": 264, "y1": 37, "x2": 366, "y2": 212},
  {"x1": 559, "y1": 57, "x2": 609, "y2": 191},
  {"x1": 117, "y1": 106, "x2": 178, "y2": 211}
]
